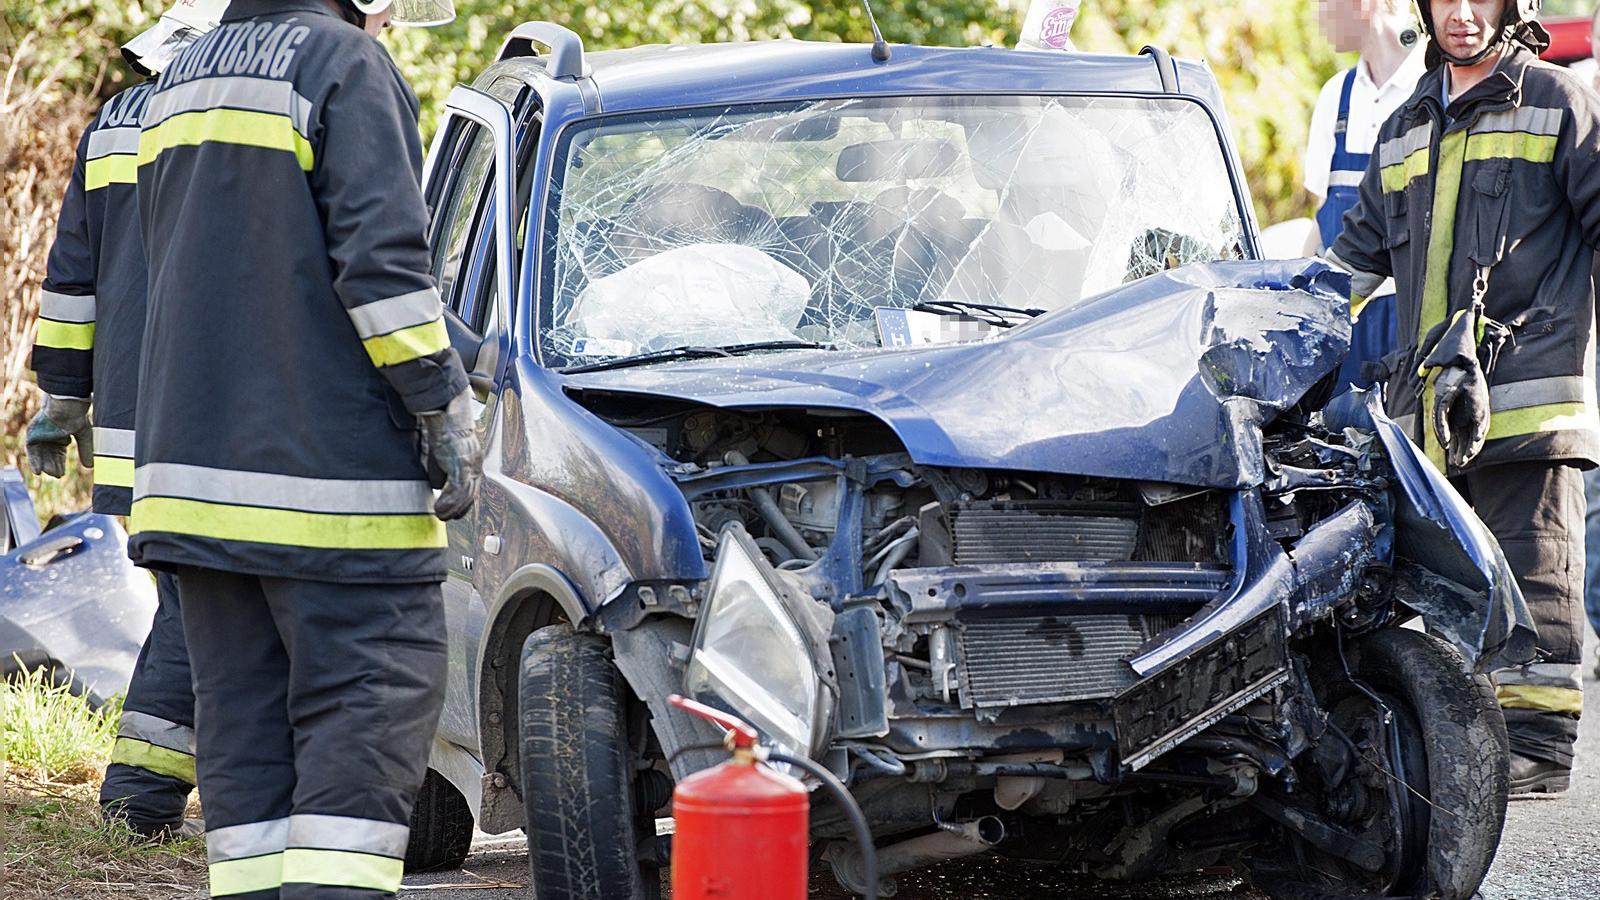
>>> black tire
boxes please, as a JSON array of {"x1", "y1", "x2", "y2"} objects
[
  {"x1": 518, "y1": 623, "x2": 659, "y2": 900},
  {"x1": 404, "y1": 768, "x2": 474, "y2": 873},
  {"x1": 1252, "y1": 628, "x2": 1508, "y2": 900}
]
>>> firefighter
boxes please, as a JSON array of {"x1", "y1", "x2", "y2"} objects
[
  {"x1": 1328, "y1": 0, "x2": 1600, "y2": 794},
  {"x1": 1303, "y1": 0, "x2": 1427, "y2": 392},
  {"x1": 132, "y1": 0, "x2": 476, "y2": 894},
  {"x1": 24, "y1": 0, "x2": 228, "y2": 839}
]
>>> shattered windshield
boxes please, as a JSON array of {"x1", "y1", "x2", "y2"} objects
[{"x1": 542, "y1": 95, "x2": 1245, "y2": 367}]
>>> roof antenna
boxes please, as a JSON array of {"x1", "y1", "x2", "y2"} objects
[{"x1": 860, "y1": 0, "x2": 891, "y2": 62}]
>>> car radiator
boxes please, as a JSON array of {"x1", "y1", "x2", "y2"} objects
[
  {"x1": 950, "y1": 501, "x2": 1139, "y2": 564},
  {"x1": 958, "y1": 613, "x2": 1186, "y2": 708}
]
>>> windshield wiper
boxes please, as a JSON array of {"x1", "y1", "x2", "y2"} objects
[
  {"x1": 910, "y1": 300, "x2": 1045, "y2": 327},
  {"x1": 562, "y1": 340, "x2": 824, "y2": 374}
]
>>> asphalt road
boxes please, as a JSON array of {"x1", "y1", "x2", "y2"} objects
[{"x1": 401, "y1": 660, "x2": 1600, "y2": 899}]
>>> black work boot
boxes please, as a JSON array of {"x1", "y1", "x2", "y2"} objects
[{"x1": 1509, "y1": 752, "x2": 1571, "y2": 795}]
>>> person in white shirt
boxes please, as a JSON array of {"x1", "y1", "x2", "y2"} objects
[{"x1": 1302, "y1": 0, "x2": 1428, "y2": 393}]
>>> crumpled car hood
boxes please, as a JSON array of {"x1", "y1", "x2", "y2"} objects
[{"x1": 564, "y1": 259, "x2": 1352, "y2": 488}]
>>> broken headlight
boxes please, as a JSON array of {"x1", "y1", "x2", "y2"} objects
[{"x1": 684, "y1": 527, "x2": 821, "y2": 757}]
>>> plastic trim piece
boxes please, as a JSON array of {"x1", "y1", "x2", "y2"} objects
[
  {"x1": 498, "y1": 22, "x2": 588, "y2": 81},
  {"x1": 1139, "y1": 45, "x2": 1180, "y2": 93}
]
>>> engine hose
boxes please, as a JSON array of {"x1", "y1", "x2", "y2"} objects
[
  {"x1": 724, "y1": 450, "x2": 818, "y2": 561},
  {"x1": 769, "y1": 751, "x2": 879, "y2": 900}
]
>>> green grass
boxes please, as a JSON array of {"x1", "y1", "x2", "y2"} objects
[
  {"x1": 2, "y1": 662, "x2": 120, "y2": 783},
  {"x1": 2, "y1": 664, "x2": 205, "y2": 898}
]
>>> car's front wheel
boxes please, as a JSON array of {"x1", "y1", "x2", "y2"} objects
[
  {"x1": 518, "y1": 623, "x2": 662, "y2": 900},
  {"x1": 1248, "y1": 628, "x2": 1508, "y2": 900}
]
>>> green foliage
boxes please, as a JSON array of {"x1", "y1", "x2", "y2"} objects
[{"x1": 1074, "y1": 1, "x2": 1345, "y2": 225}]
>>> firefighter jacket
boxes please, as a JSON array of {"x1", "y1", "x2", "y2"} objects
[
  {"x1": 131, "y1": 0, "x2": 466, "y2": 583},
  {"x1": 29, "y1": 83, "x2": 157, "y2": 515},
  {"x1": 1329, "y1": 46, "x2": 1600, "y2": 474}
]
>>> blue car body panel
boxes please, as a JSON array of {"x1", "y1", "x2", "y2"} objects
[
  {"x1": 564, "y1": 260, "x2": 1353, "y2": 489},
  {"x1": 0, "y1": 511, "x2": 156, "y2": 706}
]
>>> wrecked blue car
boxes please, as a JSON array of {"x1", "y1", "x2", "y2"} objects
[{"x1": 411, "y1": 27, "x2": 1534, "y2": 898}]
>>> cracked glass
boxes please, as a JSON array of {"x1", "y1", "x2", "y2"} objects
[{"x1": 541, "y1": 95, "x2": 1245, "y2": 367}]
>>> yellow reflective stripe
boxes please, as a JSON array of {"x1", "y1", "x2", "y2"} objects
[
  {"x1": 130, "y1": 497, "x2": 445, "y2": 550},
  {"x1": 361, "y1": 318, "x2": 449, "y2": 368},
  {"x1": 110, "y1": 736, "x2": 196, "y2": 783},
  {"x1": 1466, "y1": 131, "x2": 1558, "y2": 164},
  {"x1": 1497, "y1": 684, "x2": 1583, "y2": 715},
  {"x1": 281, "y1": 848, "x2": 404, "y2": 893},
  {"x1": 84, "y1": 154, "x2": 138, "y2": 190},
  {"x1": 94, "y1": 456, "x2": 135, "y2": 488},
  {"x1": 138, "y1": 109, "x2": 314, "y2": 172},
  {"x1": 1484, "y1": 401, "x2": 1594, "y2": 441},
  {"x1": 1381, "y1": 147, "x2": 1430, "y2": 193},
  {"x1": 1415, "y1": 129, "x2": 1467, "y2": 470},
  {"x1": 36, "y1": 319, "x2": 95, "y2": 350},
  {"x1": 211, "y1": 852, "x2": 284, "y2": 896}
]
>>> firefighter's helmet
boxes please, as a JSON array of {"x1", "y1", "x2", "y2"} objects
[
  {"x1": 121, "y1": 0, "x2": 228, "y2": 76},
  {"x1": 340, "y1": 0, "x2": 457, "y2": 27},
  {"x1": 1416, "y1": 0, "x2": 1550, "y2": 66}
]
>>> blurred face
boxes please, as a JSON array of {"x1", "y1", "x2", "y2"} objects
[
  {"x1": 1429, "y1": 0, "x2": 1504, "y2": 61},
  {"x1": 1318, "y1": 0, "x2": 1373, "y2": 54},
  {"x1": 363, "y1": 5, "x2": 392, "y2": 34}
]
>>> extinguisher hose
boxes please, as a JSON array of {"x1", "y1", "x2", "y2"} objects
[{"x1": 768, "y1": 751, "x2": 879, "y2": 900}]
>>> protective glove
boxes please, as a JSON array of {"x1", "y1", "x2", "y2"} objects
[
  {"x1": 417, "y1": 390, "x2": 482, "y2": 521},
  {"x1": 1432, "y1": 363, "x2": 1491, "y2": 469},
  {"x1": 1417, "y1": 303, "x2": 1507, "y2": 471},
  {"x1": 24, "y1": 395, "x2": 93, "y2": 478}
]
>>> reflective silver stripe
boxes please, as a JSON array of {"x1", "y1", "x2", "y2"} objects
[
  {"x1": 1320, "y1": 249, "x2": 1387, "y2": 300},
  {"x1": 144, "y1": 76, "x2": 313, "y2": 137},
  {"x1": 40, "y1": 290, "x2": 96, "y2": 323},
  {"x1": 94, "y1": 426, "x2": 136, "y2": 459},
  {"x1": 347, "y1": 288, "x2": 444, "y2": 339},
  {"x1": 117, "y1": 710, "x2": 195, "y2": 755},
  {"x1": 287, "y1": 815, "x2": 409, "y2": 859},
  {"x1": 1496, "y1": 662, "x2": 1582, "y2": 690},
  {"x1": 1326, "y1": 170, "x2": 1365, "y2": 189},
  {"x1": 208, "y1": 817, "x2": 290, "y2": 863},
  {"x1": 135, "y1": 463, "x2": 435, "y2": 515},
  {"x1": 1378, "y1": 123, "x2": 1433, "y2": 168},
  {"x1": 1489, "y1": 376, "x2": 1596, "y2": 412},
  {"x1": 86, "y1": 126, "x2": 141, "y2": 160},
  {"x1": 1471, "y1": 105, "x2": 1564, "y2": 137}
]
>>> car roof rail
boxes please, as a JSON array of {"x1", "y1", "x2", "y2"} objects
[
  {"x1": 1139, "y1": 45, "x2": 1180, "y2": 93},
  {"x1": 499, "y1": 21, "x2": 587, "y2": 80}
]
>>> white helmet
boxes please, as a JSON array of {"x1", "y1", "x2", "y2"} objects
[
  {"x1": 122, "y1": 0, "x2": 229, "y2": 76},
  {"x1": 346, "y1": 0, "x2": 456, "y2": 27}
]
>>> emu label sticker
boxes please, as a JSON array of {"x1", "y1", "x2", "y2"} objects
[{"x1": 1018, "y1": 0, "x2": 1081, "y2": 51}]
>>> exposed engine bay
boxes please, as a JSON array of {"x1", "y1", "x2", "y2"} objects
[{"x1": 570, "y1": 381, "x2": 1521, "y2": 892}]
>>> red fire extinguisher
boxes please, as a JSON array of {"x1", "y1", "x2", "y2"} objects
[{"x1": 667, "y1": 694, "x2": 879, "y2": 900}]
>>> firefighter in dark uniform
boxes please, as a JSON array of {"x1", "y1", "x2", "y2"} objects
[
  {"x1": 25, "y1": 1, "x2": 228, "y2": 839},
  {"x1": 132, "y1": 0, "x2": 476, "y2": 894},
  {"x1": 1328, "y1": 0, "x2": 1600, "y2": 793}
]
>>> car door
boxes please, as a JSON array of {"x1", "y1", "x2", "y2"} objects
[{"x1": 422, "y1": 80, "x2": 525, "y2": 760}]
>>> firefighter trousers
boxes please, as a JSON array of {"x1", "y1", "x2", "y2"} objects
[
  {"x1": 1451, "y1": 461, "x2": 1585, "y2": 767},
  {"x1": 101, "y1": 571, "x2": 196, "y2": 835},
  {"x1": 177, "y1": 568, "x2": 446, "y2": 899}
]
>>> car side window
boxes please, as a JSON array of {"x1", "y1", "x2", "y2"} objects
[{"x1": 428, "y1": 122, "x2": 496, "y2": 321}]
